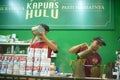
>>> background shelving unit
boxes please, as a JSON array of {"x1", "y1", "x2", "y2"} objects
[{"x1": 0, "y1": 43, "x2": 30, "y2": 54}]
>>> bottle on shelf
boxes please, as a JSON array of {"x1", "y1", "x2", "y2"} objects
[{"x1": 14, "y1": 46, "x2": 20, "y2": 54}]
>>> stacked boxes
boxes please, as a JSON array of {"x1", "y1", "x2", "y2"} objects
[
  {"x1": 0, "y1": 56, "x2": 8, "y2": 74},
  {"x1": 26, "y1": 48, "x2": 34, "y2": 75},
  {"x1": 13, "y1": 56, "x2": 20, "y2": 75},
  {"x1": 0, "y1": 47, "x2": 51, "y2": 76},
  {"x1": 7, "y1": 56, "x2": 14, "y2": 74},
  {"x1": 19, "y1": 56, "x2": 27, "y2": 75},
  {"x1": 33, "y1": 48, "x2": 41, "y2": 76},
  {"x1": 40, "y1": 48, "x2": 51, "y2": 76},
  {"x1": 0, "y1": 55, "x2": 1, "y2": 73},
  {"x1": 26, "y1": 48, "x2": 51, "y2": 76},
  {"x1": 0, "y1": 55, "x2": 27, "y2": 75}
]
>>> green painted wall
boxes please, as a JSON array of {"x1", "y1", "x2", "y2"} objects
[{"x1": 0, "y1": 0, "x2": 120, "y2": 73}]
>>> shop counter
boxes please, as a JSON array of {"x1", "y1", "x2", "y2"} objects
[{"x1": 0, "y1": 73, "x2": 116, "y2": 80}]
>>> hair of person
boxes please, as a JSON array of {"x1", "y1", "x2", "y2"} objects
[{"x1": 40, "y1": 24, "x2": 50, "y2": 32}]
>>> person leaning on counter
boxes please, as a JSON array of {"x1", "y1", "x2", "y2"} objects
[
  {"x1": 69, "y1": 36, "x2": 106, "y2": 78},
  {"x1": 30, "y1": 23, "x2": 58, "y2": 58}
]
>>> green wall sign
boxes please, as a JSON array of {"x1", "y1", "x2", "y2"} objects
[{"x1": 0, "y1": 0, "x2": 114, "y2": 29}]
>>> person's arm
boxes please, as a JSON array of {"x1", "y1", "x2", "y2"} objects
[
  {"x1": 77, "y1": 47, "x2": 95, "y2": 58},
  {"x1": 39, "y1": 33, "x2": 58, "y2": 52},
  {"x1": 45, "y1": 38, "x2": 58, "y2": 52},
  {"x1": 69, "y1": 43, "x2": 88, "y2": 54}
]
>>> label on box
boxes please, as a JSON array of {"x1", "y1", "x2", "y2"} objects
[
  {"x1": 33, "y1": 66, "x2": 40, "y2": 76},
  {"x1": 7, "y1": 63, "x2": 13, "y2": 74},
  {"x1": 7, "y1": 69, "x2": 13, "y2": 74},
  {"x1": 27, "y1": 57, "x2": 33, "y2": 66},
  {"x1": 19, "y1": 65, "x2": 25, "y2": 70},
  {"x1": 34, "y1": 48, "x2": 41, "y2": 57},
  {"x1": 25, "y1": 66, "x2": 33, "y2": 70},
  {"x1": 27, "y1": 57, "x2": 34, "y2": 62},
  {"x1": 40, "y1": 48, "x2": 48, "y2": 60},
  {"x1": 19, "y1": 70, "x2": 26, "y2": 75},
  {"x1": 13, "y1": 56, "x2": 20, "y2": 64},
  {"x1": 27, "y1": 48, "x2": 34, "y2": 57},
  {"x1": 25, "y1": 66, "x2": 33, "y2": 75},
  {"x1": 40, "y1": 66, "x2": 50, "y2": 76},
  {"x1": 40, "y1": 58, "x2": 51, "y2": 66},
  {"x1": 2, "y1": 56, "x2": 8, "y2": 64},
  {"x1": 0, "y1": 64, "x2": 2, "y2": 72},
  {"x1": 13, "y1": 69, "x2": 19, "y2": 75},
  {"x1": 7, "y1": 56, "x2": 14, "y2": 64},
  {"x1": 0, "y1": 56, "x2": 2, "y2": 64},
  {"x1": 0, "y1": 64, "x2": 7, "y2": 74},
  {"x1": 7, "y1": 64, "x2": 13, "y2": 70},
  {"x1": 13, "y1": 64, "x2": 19, "y2": 70},
  {"x1": 33, "y1": 57, "x2": 40, "y2": 66},
  {"x1": 27, "y1": 61, "x2": 33, "y2": 66},
  {"x1": 20, "y1": 56, "x2": 27, "y2": 65}
]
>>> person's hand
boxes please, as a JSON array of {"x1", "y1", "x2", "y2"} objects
[
  {"x1": 88, "y1": 46, "x2": 96, "y2": 53},
  {"x1": 38, "y1": 33, "x2": 48, "y2": 41},
  {"x1": 81, "y1": 43, "x2": 88, "y2": 48},
  {"x1": 88, "y1": 46, "x2": 92, "y2": 51},
  {"x1": 92, "y1": 58, "x2": 98, "y2": 65}
]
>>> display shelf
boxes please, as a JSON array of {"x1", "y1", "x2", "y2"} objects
[
  {"x1": 0, "y1": 42, "x2": 30, "y2": 54},
  {"x1": 0, "y1": 42, "x2": 57, "y2": 58},
  {"x1": 0, "y1": 42, "x2": 30, "y2": 45},
  {"x1": 0, "y1": 53, "x2": 27, "y2": 56}
]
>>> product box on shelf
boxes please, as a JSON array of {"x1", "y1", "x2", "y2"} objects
[
  {"x1": 40, "y1": 58, "x2": 51, "y2": 67},
  {"x1": 20, "y1": 56, "x2": 27, "y2": 65},
  {"x1": 7, "y1": 64, "x2": 13, "y2": 74},
  {"x1": 0, "y1": 56, "x2": 2, "y2": 64},
  {"x1": 34, "y1": 48, "x2": 41, "y2": 57},
  {"x1": 40, "y1": 58, "x2": 51, "y2": 76},
  {"x1": 27, "y1": 48, "x2": 34, "y2": 57},
  {"x1": 2, "y1": 56, "x2": 8, "y2": 64},
  {"x1": 13, "y1": 56, "x2": 20, "y2": 65},
  {"x1": 34, "y1": 57, "x2": 40, "y2": 66},
  {"x1": 0, "y1": 64, "x2": 2, "y2": 73},
  {"x1": 13, "y1": 69, "x2": 19, "y2": 75},
  {"x1": 40, "y1": 66, "x2": 50, "y2": 76},
  {"x1": 40, "y1": 48, "x2": 48, "y2": 59},
  {"x1": 27, "y1": 57, "x2": 34, "y2": 66},
  {"x1": 0, "y1": 55, "x2": 8, "y2": 74},
  {"x1": 0, "y1": 64, "x2": 7, "y2": 74},
  {"x1": 19, "y1": 56, "x2": 27, "y2": 75},
  {"x1": 0, "y1": 46, "x2": 52, "y2": 77},
  {"x1": 25, "y1": 66, "x2": 33, "y2": 76},
  {"x1": 33, "y1": 66, "x2": 40, "y2": 76},
  {"x1": 19, "y1": 65, "x2": 26, "y2": 75},
  {"x1": 13, "y1": 56, "x2": 20, "y2": 75},
  {"x1": 7, "y1": 56, "x2": 14, "y2": 74},
  {"x1": 7, "y1": 56, "x2": 14, "y2": 65}
]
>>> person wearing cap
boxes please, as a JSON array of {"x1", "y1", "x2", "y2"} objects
[
  {"x1": 30, "y1": 24, "x2": 58, "y2": 58},
  {"x1": 69, "y1": 36, "x2": 106, "y2": 78}
]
